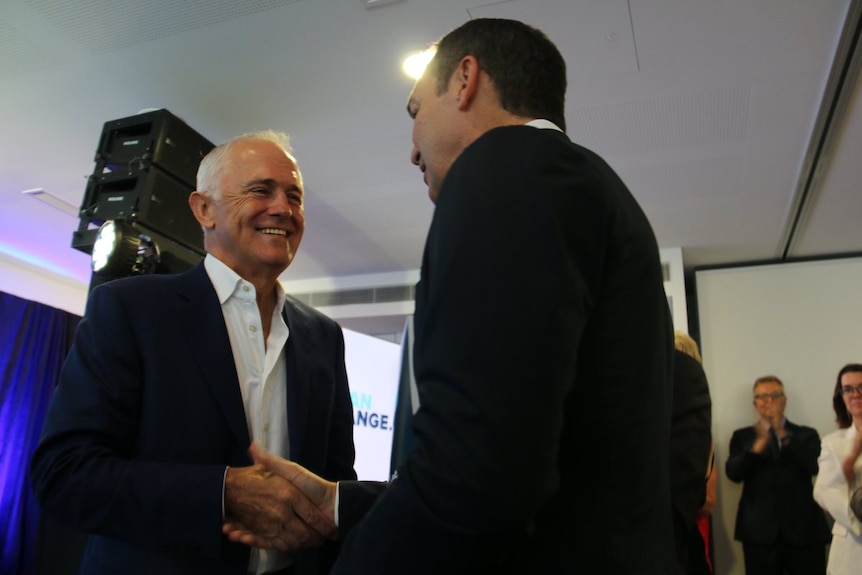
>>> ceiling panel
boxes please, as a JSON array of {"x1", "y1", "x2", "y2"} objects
[{"x1": 0, "y1": 0, "x2": 859, "y2": 337}]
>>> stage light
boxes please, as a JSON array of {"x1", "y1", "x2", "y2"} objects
[
  {"x1": 73, "y1": 109, "x2": 211, "y2": 293},
  {"x1": 91, "y1": 219, "x2": 160, "y2": 279}
]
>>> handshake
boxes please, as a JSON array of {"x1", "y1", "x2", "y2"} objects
[{"x1": 222, "y1": 442, "x2": 339, "y2": 553}]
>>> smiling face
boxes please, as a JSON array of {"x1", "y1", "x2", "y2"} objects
[{"x1": 191, "y1": 138, "x2": 305, "y2": 281}]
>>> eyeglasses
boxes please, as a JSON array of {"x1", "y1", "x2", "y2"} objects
[
  {"x1": 841, "y1": 384, "x2": 862, "y2": 397},
  {"x1": 754, "y1": 391, "x2": 785, "y2": 401}
]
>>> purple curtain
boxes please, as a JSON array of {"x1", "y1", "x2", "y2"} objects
[{"x1": 0, "y1": 291, "x2": 79, "y2": 575}]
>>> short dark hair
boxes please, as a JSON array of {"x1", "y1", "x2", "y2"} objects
[
  {"x1": 752, "y1": 375, "x2": 783, "y2": 392},
  {"x1": 429, "y1": 18, "x2": 567, "y2": 131},
  {"x1": 833, "y1": 363, "x2": 862, "y2": 429}
]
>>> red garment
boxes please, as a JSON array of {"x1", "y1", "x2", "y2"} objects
[{"x1": 696, "y1": 514, "x2": 713, "y2": 573}]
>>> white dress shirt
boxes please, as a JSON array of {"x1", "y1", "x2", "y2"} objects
[{"x1": 205, "y1": 254, "x2": 291, "y2": 575}]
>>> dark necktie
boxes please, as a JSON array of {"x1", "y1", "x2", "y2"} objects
[{"x1": 769, "y1": 427, "x2": 781, "y2": 454}]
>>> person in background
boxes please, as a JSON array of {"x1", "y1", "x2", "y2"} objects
[
  {"x1": 227, "y1": 17, "x2": 675, "y2": 575},
  {"x1": 670, "y1": 331, "x2": 714, "y2": 575},
  {"x1": 691, "y1": 442, "x2": 718, "y2": 575},
  {"x1": 813, "y1": 363, "x2": 862, "y2": 574},
  {"x1": 30, "y1": 131, "x2": 356, "y2": 575},
  {"x1": 726, "y1": 375, "x2": 830, "y2": 575}
]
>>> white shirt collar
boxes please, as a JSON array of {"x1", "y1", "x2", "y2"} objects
[
  {"x1": 203, "y1": 253, "x2": 286, "y2": 312},
  {"x1": 525, "y1": 118, "x2": 565, "y2": 133}
]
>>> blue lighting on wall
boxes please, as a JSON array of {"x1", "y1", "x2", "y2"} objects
[{"x1": 0, "y1": 291, "x2": 79, "y2": 573}]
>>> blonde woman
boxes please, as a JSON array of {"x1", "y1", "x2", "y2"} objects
[{"x1": 671, "y1": 332, "x2": 713, "y2": 574}]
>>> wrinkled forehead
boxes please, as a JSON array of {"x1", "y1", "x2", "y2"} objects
[
  {"x1": 230, "y1": 140, "x2": 300, "y2": 176},
  {"x1": 754, "y1": 380, "x2": 783, "y2": 394},
  {"x1": 230, "y1": 138, "x2": 294, "y2": 162}
]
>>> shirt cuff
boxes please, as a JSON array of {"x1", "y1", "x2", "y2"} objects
[
  {"x1": 334, "y1": 481, "x2": 341, "y2": 527},
  {"x1": 222, "y1": 466, "x2": 229, "y2": 520}
]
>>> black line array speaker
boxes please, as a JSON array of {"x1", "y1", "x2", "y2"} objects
[
  {"x1": 75, "y1": 166, "x2": 204, "y2": 252},
  {"x1": 93, "y1": 108, "x2": 214, "y2": 188},
  {"x1": 72, "y1": 109, "x2": 215, "y2": 272}
]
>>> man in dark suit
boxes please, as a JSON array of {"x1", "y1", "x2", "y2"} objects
[
  {"x1": 30, "y1": 131, "x2": 356, "y2": 575},
  {"x1": 228, "y1": 18, "x2": 675, "y2": 574},
  {"x1": 726, "y1": 375, "x2": 830, "y2": 574}
]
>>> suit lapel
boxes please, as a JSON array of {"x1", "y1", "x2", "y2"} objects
[
  {"x1": 177, "y1": 264, "x2": 251, "y2": 457},
  {"x1": 283, "y1": 298, "x2": 311, "y2": 461}
]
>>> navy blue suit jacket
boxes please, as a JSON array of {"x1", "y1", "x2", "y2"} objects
[
  {"x1": 31, "y1": 262, "x2": 356, "y2": 574},
  {"x1": 333, "y1": 125, "x2": 675, "y2": 574},
  {"x1": 726, "y1": 419, "x2": 830, "y2": 546}
]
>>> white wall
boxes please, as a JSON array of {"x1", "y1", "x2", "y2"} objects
[
  {"x1": 0, "y1": 253, "x2": 87, "y2": 316},
  {"x1": 662, "y1": 246, "x2": 688, "y2": 332},
  {"x1": 341, "y1": 327, "x2": 400, "y2": 481},
  {"x1": 695, "y1": 256, "x2": 862, "y2": 575}
]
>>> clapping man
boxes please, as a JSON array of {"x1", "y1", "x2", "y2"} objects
[{"x1": 726, "y1": 376, "x2": 830, "y2": 574}]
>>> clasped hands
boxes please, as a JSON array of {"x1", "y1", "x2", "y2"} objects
[
  {"x1": 751, "y1": 416, "x2": 785, "y2": 454},
  {"x1": 222, "y1": 442, "x2": 338, "y2": 552}
]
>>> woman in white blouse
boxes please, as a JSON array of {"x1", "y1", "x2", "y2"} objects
[{"x1": 814, "y1": 363, "x2": 862, "y2": 574}]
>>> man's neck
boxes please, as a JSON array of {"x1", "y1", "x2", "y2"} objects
[{"x1": 255, "y1": 283, "x2": 280, "y2": 342}]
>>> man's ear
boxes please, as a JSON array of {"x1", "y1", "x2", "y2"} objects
[
  {"x1": 188, "y1": 191, "x2": 215, "y2": 229},
  {"x1": 452, "y1": 55, "x2": 480, "y2": 111}
]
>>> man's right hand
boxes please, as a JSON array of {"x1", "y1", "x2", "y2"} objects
[
  {"x1": 250, "y1": 442, "x2": 338, "y2": 519},
  {"x1": 222, "y1": 443, "x2": 338, "y2": 550},
  {"x1": 222, "y1": 459, "x2": 336, "y2": 553}
]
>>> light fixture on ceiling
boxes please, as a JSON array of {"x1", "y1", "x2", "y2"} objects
[
  {"x1": 21, "y1": 187, "x2": 79, "y2": 217},
  {"x1": 362, "y1": 0, "x2": 404, "y2": 8},
  {"x1": 91, "y1": 219, "x2": 160, "y2": 279},
  {"x1": 402, "y1": 48, "x2": 435, "y2": 79}
]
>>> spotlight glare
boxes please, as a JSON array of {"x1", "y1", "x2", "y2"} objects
[{"x1": 402, "y1": 48, "x2": 435, "y2": 80}]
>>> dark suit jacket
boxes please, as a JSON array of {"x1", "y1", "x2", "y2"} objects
[
  {"x1": 669, "y1": 350, "x2": 712, "y2": 573},
  {"x1": 332, "y1": 125, "x2": 675, "y2": 574},
  {"x1": 30, "y1": 262, "x2": 356, "y2": 574},
  {"x1": 726, "y1": 419, "x2": 830, "y2": 546}
]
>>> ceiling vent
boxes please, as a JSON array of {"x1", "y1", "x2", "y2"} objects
[
  {"x1": 291, "y1": 283, "x2": 415, "y2": 307},
  {"x1": 361, "y1": 0, "x2": 404, "y2": 8}
]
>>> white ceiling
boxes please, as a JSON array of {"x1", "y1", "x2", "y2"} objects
[{"x1": 1, "y1": 0, "x2": 861, "y2": 336}]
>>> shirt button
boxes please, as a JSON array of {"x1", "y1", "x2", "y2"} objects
[
  {"x1": 242, "y1": 285, "x2": 250, "y2": 292},
  {"x1": 250, "y1": 325, "x2": 258, "y2": 333}
]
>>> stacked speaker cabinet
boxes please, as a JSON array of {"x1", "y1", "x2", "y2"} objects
[{"x1": 72, "y1": 109, "x2": 215, "y2": 276}]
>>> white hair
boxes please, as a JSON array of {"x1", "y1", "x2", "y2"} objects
[{"x1": 196, "y1": 130, "x2": 293, "y2": 199}]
